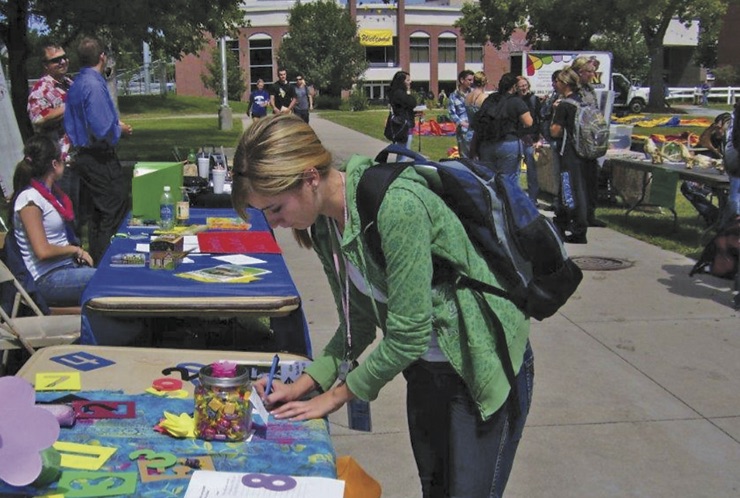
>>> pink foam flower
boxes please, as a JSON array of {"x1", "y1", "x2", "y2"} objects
[
  {"x1": 0, "y1": 376, "x2": 60, "y2": 486},
  {"x1": 210, "y1": 360, "x2": 237, "y2": 378}
]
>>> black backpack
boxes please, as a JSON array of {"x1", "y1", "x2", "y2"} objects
[
  {"x1": 357, "y1": 144, "x2": 582, "y2": 322},
  {"x1": 473, "y1": 93, "x2": 508, "y2": 142},
  {"x1": 357, "y1": 145, "x2": 583, "y2": 416}
]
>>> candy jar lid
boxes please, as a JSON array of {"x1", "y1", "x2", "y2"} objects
[{"x1": 199, "y1": 362, "x2": 250, "y2": 388}]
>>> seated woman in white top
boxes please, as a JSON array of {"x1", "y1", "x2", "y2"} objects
[{"x1": 11, "y1": 135, "x2": 95, "y2": 307}]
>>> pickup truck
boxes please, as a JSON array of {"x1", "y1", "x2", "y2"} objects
[{"x1": 612, "y1": 72, "x2": 649, "y2": 114}]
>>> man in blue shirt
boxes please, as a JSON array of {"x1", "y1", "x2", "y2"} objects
[{"x1": 64, "y1": 37, "x2": 133, "y2": 265}]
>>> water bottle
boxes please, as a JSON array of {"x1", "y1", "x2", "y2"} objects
[
  {"x1": 160, "y1": 186, "x2": 175, "y2": 230},
  {"x1": 176, "y1": 187, "x2": 190, "y2": 225}
]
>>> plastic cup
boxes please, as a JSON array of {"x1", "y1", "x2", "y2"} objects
[
  {"x1": 212, "y1": 169, "x2": 226, "y2": 194},
  {"x1": 197, "y1": 157, "x2": 210, "y2": 179}
]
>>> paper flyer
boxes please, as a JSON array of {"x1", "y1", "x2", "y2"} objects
[
  {"x1": 176, "y1": 264, "x2": 271, "y2": 283},
  {"x1": 184, "y1": 470, "x2": 344, "y2": 498}
]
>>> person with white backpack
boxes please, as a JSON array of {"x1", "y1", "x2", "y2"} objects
[{"x1": 549, "y1": 68, "x2": 590, "y2": 244}]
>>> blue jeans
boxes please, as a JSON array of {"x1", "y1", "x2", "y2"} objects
[
  {"x1": 479, "y1": 139, "x2": 522, "y2": 184},
  {"x1": 522, "y1": 142, "x2": 539, "y2": 202},
  {"x1": 35, "y1": 262, "x2": 95, "y2": 307},
  {"x1": 719, "y1": 175, "x2": 740, "y2": 227},
  {"x1": 395, "y1": 131, "x2": 414, "y2": 162},
  {"x1": 404, "y1": 342, "x2": 534, "y2": 498}
]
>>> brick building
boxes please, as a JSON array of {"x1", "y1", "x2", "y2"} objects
[{"x1": 175, "y1": 0, "x2": 530, "y2": 102}]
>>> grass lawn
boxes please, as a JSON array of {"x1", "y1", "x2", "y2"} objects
[{"x1": 117, "y1": 95, "x2": 246, "y2": 162}]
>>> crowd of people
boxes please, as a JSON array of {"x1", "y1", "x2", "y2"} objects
[
  {"x1": 248, "y1": 68, "x2": 314, "y2": 124},
  {"x1": 8, "y1": 35, "x2": 740, "y2": 497},
  {"x1": 441, "y1": 57, "x2": 611, "y2": 244},
  {"x1": 9, "y1": 36, "x2": 131, "y2": 311}
]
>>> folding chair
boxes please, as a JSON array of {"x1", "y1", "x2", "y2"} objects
[{"x1": 0, "y1": 260, "x2": 81, "y2": 375}]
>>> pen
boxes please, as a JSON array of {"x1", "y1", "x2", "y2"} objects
[{"x1": 264, "y1": 354, "x2": 280, "y2": 396}]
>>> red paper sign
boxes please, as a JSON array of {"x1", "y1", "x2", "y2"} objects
[{"x1": 197, "y1": 231, "x2": 281, "y2": 254}]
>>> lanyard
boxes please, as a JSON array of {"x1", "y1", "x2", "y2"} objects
[{"x1": 328, "y1": 172, "x2": 353, "y2": 364}]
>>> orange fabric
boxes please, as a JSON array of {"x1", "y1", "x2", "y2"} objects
[{"x1": 336, "y1": 455, "x2": 382, "y2": 498}]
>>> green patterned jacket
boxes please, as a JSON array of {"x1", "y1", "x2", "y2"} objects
[{"x1": 303, "y1": 154, "x2": 530, "y2": 420}]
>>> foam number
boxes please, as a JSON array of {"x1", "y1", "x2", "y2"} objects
[
  {"x1": 135, "y1": 455, "x2": 215, "y2": 483},
  {"x1": 53, "y1": 441, "x2": 117, "y2": 470},
  {"x1": 241, "y1": 473, "x2": 298, "y2": 492},
  {"x1": 57, "y1": 470, "x2": 138, "y2": 497},
  {"x1": 50, "y1": 351, "x2": 115, "y2": 371},
  {"x1": 128, "y1": 449, "x2": 178, "y2": 470},
  {"x1": 152, "y1": 377, "x2": 184, "y2": 391},
  {"x1": 35, "y1": 372, "x2": 81, "y2": 391},
  {"x1": 72, "y1": 400, "x2": 136, "y2": 419}
]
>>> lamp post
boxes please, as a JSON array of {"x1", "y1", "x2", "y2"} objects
[{"x1": 218, "y1": 36, "x2": 233, "y2": 130}]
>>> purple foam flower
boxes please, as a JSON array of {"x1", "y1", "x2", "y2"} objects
[{"x1": 0, "y1": 376, "x2": 60, "y2": 486}]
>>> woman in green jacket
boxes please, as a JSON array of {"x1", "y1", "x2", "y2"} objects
[{"x1": 232, "y1": 114, "x2": 534, "y2": 498}]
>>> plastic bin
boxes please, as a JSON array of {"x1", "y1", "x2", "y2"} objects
[{"x1": 609, "y1": 125, "x2": 634, "y2": 150}]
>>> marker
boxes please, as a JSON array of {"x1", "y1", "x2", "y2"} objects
[{"x1": 264, "y1": 354, "x2": 280, "y2": 396}]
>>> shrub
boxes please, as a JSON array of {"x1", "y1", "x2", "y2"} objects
[
  {"x1": 315, "y1": 94, "x2": 342, "y2": 110},
  {"x1": 348, "y1": 82, "x2": 369, "y2": 111}
]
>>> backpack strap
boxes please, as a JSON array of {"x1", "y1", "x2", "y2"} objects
[
  {"x1": 357, "y1": 161, "x2": 411, "y2": 269},
  {"x1": 358, "y1": 153, "x2": 523, "y2": 419}
]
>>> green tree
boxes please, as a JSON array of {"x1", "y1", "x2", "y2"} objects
[
  {"x1": 591, "y1": 26, "x2": 650, "y2": 84},
  {"x1": 456, "y1": 0, "x2": 729, "y2": 112},
  {"x1": 0, "y1": 0, "x2": 245, "y2": 138},
  {"x1": 201, "y1": 43, "x2": 246, "y2": 102},
  {"x1": 278, "y1": 0, "x2": 367, "y2": 97},
  {"x1": 630, "y1": 0, "x2": 728, "y2": 111}
]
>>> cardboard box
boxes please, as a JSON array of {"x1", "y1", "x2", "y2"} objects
[
  {"x1": 149, "y1": 251, "x2": 183, "y2": 270},
  {"x1": 131, "y1": 162, "x2": 184, "y2": 221},
  {"x1": 150, "y1": 235, "x2": 184, "y2": 252}
]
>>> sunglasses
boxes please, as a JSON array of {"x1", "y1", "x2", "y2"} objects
[
  {"x1": 296, "y1": 77, "x2": 303, "y2": 81},
  {"x1": 46, "y1": 55, "x2": 68, "y2": 64}
]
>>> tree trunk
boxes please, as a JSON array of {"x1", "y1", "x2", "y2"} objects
[
  {"x1": 642, "y1": 15, "x2": 672, "y2": 112},
  {"x1": 6, "y1": 0, "x2": 33, "y2": 140}
]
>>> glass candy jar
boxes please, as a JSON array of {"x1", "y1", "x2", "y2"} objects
[{"x1": 194, "y1": 362, "x2": 252, "y2": 441}]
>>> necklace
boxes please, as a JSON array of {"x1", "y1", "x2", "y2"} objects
[{"x1": 339, "y1": 172, "x2": 347, "y2": 231}]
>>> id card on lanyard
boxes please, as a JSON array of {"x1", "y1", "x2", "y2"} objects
[{"x1": 328, "y1": 214, "x2": 372, "y2": 432}]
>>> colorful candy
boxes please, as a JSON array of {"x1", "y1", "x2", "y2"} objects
[{"x1": 194, "y1": 363, "x2": 252, "y2": 441}]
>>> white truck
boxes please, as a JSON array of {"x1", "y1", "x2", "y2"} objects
[
  {"x1": 611, "y1": 72, "x2": 649, "y2": 114},
  {"x1": 510, "y1": 50, "x2": 647, "y2": 114}
]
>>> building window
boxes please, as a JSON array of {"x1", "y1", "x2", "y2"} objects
[
  {"x1": 362, "y1": 81, "x2": 389, "y2": 102},
  {"x1": 438, "y1": 37, "x2": 456, "y2": 63},
  {"x1": 465, "y1": 43, "x2": 484, "y2": 64},
  {"x1": 366, "y1": 42, "x2": 397, "y2": 67},
  {"x1": 249, "y1": 37, "x2": 273, "y2": 89},
  {"x1": 226, "y1": 39, "x2": 239, "y2": 56},
  {"x1": 410, "y1": 36, "x2": 430, "y2": 63}
]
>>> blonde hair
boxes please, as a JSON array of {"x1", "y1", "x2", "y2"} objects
[
  {"x1": 570, "y1": 56, "x2": 591, "y2": 73},
  {"x1": 231, "y1": 114, "x2": 333, "y2": 248},
  {"x1": 556, "y1": 68, "x2": 581, "y2": 92},
  {"x1": 473, "y1": 71, "x2": 487, "y2": 89}
]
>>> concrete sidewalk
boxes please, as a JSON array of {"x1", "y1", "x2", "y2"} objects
[{"x1": 257, "y1": 115, "x2": 740, "y2": 497}]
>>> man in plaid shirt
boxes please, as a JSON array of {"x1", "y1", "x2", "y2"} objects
[{"x1": 27, "y1": 43, "x2": 83, "y2": 234}]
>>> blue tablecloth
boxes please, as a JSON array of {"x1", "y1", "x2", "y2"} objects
[
  {"x1": 81, "y1": 208, "x2": 311, "y2": 355},
  {"x1": 0, "y1": 390, "x2": 336, "y2": 496}
]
